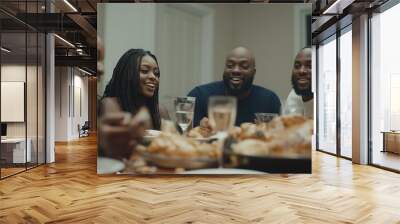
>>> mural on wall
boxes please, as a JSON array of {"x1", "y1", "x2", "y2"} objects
[{"x1": 97, "y1": 3, "x2": 313, "y2": 175}]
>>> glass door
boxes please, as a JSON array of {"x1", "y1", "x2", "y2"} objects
[
  {"x1": 0, "y1": 1, "x2": 47, "y2": 179},
  {"x1": 1, "y1": 31, "x2": 28, "y2": 178}
]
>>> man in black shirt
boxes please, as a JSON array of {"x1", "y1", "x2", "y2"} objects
[{"x1": 188, "y1": 46, "x2": 281, "y2": 127}]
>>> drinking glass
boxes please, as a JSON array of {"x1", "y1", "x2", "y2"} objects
[
  {"x1": 174, "y1": 96, "x2": 196, "y2": 135},
  {"x1": 208, "y1": 96, "x2": 237, "y2": 168}
]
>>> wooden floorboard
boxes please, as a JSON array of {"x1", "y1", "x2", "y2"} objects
[{"x1": 0, "y1": 135, "x2": 399, "y2": 223}]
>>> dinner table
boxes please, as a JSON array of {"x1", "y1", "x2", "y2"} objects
[{"x1": 98, "y1": 151, "x2": 311, "y2": 175}]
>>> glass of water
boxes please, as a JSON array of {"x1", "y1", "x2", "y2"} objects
[
  {"x1": 174, "y1": 96, "x2": 196, "y2": 135},
  {"x1": 208, "y1": 96, "x2": 237, "y2": 167}
]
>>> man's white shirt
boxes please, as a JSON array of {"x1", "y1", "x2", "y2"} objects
[
  {"x1": 284, "y1": 89, "x2": 313, "y2": 119},
  {"x1": 284, "y1": 89, "x2": 315, "y2": 150}
]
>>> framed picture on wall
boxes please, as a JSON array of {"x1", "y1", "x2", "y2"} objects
[{"x1": 1, "y1": 81, "x2": 25, "y2": 122}]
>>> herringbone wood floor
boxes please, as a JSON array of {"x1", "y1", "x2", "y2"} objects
[{"x1": 1, "y1": 135, "x2": 400, "y2": 224}]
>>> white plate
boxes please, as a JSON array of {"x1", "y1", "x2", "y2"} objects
[
  {"x1": 182, "y1": 168, "x2": 266, "y2": 174},
  {"x1": 143, "y1": 130, "x2": 162, "y2": 145},
  {"x1": 140, "y1": 152, "x2": 217, "y2": 169},
  {"x1": 144, "y1": 129, "x2": 161, "y2": 137},
  {"x1": 97, "y1": 157, "x2": 125, "y2": 174}
]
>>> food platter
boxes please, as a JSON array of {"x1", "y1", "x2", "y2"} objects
[
  {"x1": 222, "y1": 136, "x2": 311, "y2": 173},
  {"x1": 135, "y1": 115, "x2": 313, "y2": 173},
  {"x1": 182, "y1": 168, "x2": 266, "y2": 174},
  {"x1": 223, "y1": 152, "x2": 311, "y2": 173},
  {"x1": 142, "y1": 130, "x2": 161, "y2": 145},
  {"x1": 139, "y1": 151, "x2": 217, "y2": 169}
]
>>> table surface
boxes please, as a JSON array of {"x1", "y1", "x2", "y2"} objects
[
  {"x1": 381, "y1": 131, "x2": 400, "y2": 134},
  {"x1": 1, "y1": 138, "x2": 27, "y2": 143},
  {"x1": 114, "y1": 152, "x2": 311, "y2": 175}
]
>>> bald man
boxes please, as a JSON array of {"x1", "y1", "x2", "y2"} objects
[
  {"x1": 188, "y1": 46, "x2": 281, "y2": 127},
  {"x1": 284, "y1": 47, "x2": 313, "y2": 118}
]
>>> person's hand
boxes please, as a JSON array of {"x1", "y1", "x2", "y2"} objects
[
  {"x1": 98, "y1": 112, "x2": 143, "y2": 159},
  {"x1": 199, "y1": 117, "x2": 213, "y2": 137},
  {"x1": 98, "y1": 98, "x2": 149, "y2": 160}
]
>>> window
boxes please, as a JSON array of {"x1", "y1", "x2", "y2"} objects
[
  {"x1": 370, "y1": 2, "x2": 400, "y2": 171},
  {"x1": 317, "y1": 35, "x2": 337, "y2": 154},
  {"x1": 339, "y1": 27, "x2": 352, "y2": 158}
]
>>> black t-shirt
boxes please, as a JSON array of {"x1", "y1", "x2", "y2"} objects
[{"x1": 188, "y1": 81, "x2": 281, "y2": 127}]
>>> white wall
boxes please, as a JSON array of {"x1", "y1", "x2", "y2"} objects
[
  {"x1": 155, "y1": 4, "x2": 216, "y2": 115},
  {"x1": 98, "y1": 3, "x2": 311, "y2": 109},
  {"x1": 73, "y1": 74, "x2": 89, "y2": 138},
  {"x1": 234, "y1": 4, "x2": 294, "y2": 102},
  {"x1": 195, "y1": 3, "x2": 311, "y2": 102},
  {"x1": 55, "y1": 67, "x2": 68, "y2": 141},
  {"x1": 1, "y1": 65, "x2": 26, "y2": 138},
  {"x1": 97, "y1": 3, "x2": 157, "y2": 96},
  {"x1": 1, "y1": 63, "x2": 46, "y2": 163},
  {"x1": 207, "y1": 4, "x2": 234, "y2": 82},
  {"x1": 55, "y1": 67, "x2": 89, "y2": 141}
]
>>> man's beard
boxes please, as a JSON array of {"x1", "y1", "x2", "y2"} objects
[
  {"x1": 291, "y1": 76, "x2": 313, "y2": 97},
  {"x1": 223, "y1": 75, "x2": 254, "y2": 96}
]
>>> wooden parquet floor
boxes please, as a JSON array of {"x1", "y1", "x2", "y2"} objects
[
  {"x1": 1, "y1": 167, "x2": 26, "y2": 178},
  {"x1": 1, "y1": 135, "x2": 400, "y2": 224}
]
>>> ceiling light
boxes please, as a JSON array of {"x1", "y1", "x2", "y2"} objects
[
  {"x1": 1, "y1": 47, "x2": 11, "y2": 53},
  {"x1": 322, "y1": 0, "x2": 343, "y2": 14},
  {"x1": 54, "y1": 34, "x2": 75, "y2": 48},
  {"x1": 63, "y1": 0, "x2": 78, "y2": 12},
  {"x1": 322, "y1": 0, "x2": 354, "y2": 15},
  {"x1": 78, "y1": 67, "x2": 93, "y2": 76}
]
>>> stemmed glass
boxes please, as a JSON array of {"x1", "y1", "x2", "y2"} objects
[
  {"x1": 208, "y1": 96, "x2": 237, "y2": 168},
  {"x1": 174, "y1": 96, "x2": 196, "y2": 135}
]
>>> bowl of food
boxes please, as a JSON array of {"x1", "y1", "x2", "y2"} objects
[
  {"x1": 138, "y1": 132, "x2": 219, "y2": 169},
  {"x1": 221, "y1": 115, "x2": 313, "y2": 173},
  {"x1": 139, "y1": 151, "x2": 217, "y2": 169}
]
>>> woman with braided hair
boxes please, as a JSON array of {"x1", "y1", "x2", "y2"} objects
[{"x1": 98, "y1": 49, "x2": 167, "y2": 159}]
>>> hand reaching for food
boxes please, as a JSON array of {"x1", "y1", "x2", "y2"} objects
[
  {"x1": 187, "y1": 117, "x2": 213, "y2": 138},
  {"x1": 98, "y1": 97, "x2": 150, "y2": 159}
]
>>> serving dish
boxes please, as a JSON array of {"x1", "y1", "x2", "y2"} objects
[
  {"x1": 222, "y1": 136, "x2": 311, "y2": 173},
  {"x1": 139, "y1": 151, "x2": 217, "y2": 169}
]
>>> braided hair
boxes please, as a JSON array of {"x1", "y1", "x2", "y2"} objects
[{"x1": 103, "y1": 49, "x2": 161, "y2": 130}]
